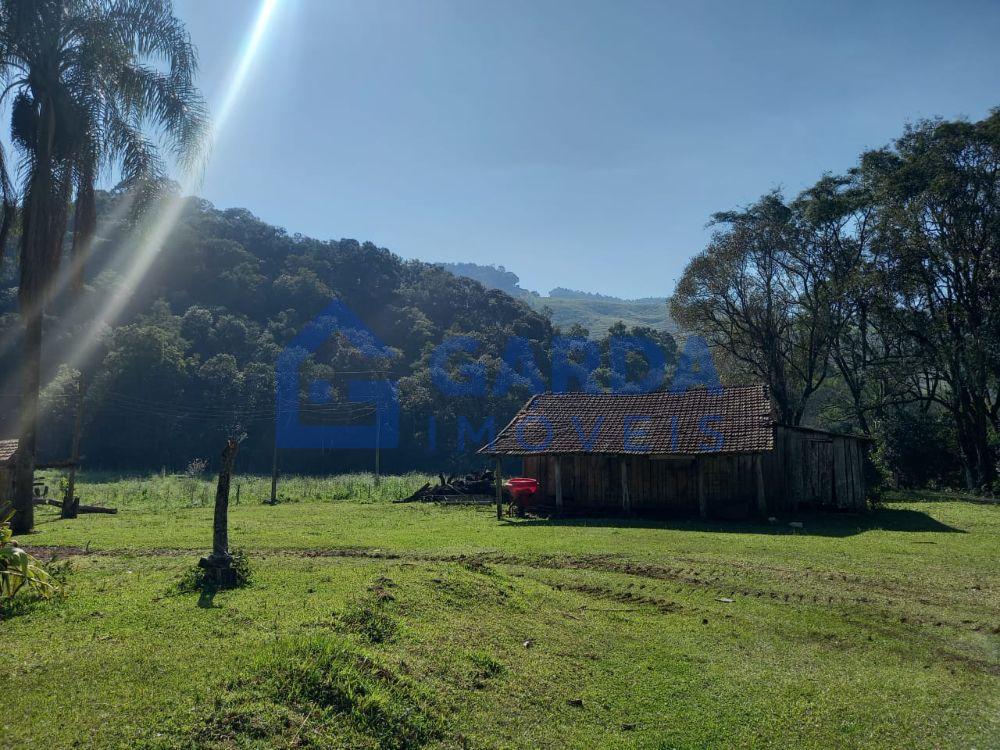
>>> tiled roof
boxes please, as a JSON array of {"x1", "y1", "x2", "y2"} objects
[
  {"x1": 480, "y1": 386, "x2": 774, "y2": 456},
  {"x1": 0, "y1": 438, "x2": 18, "y2": 463}
]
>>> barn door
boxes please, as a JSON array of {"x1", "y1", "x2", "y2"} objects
[{"x1": 805, "y1": 438, "x2": 834, "y2": 507}]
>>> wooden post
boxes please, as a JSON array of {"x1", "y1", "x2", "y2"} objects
[
  {"x1": 268, "y1": 428, "x2": 279, "y2": 505},
  {"x1": 696, "y1": 458, "x2": 707, "y2": 519},
  {"x1": 374, "y1": 403, "x2": 381, "y2": 488},
  {"x1": 754, "y1": 453, "x2": 767, "y2": 517},
  {"x1": 495, "y1": 457, "x2": 503, "y2": 520},
  {"x1": 554, "y1": 457, "x2": 563, "y2": 515},
  {"x1": 620, "y1": 458, "x2": 630, "y2": 515},
  {"x1": 789, "y1": 429, "x2": 801, "y2": 512},
  {"x1": 62, "y1": 374, "x2": 85, "y2": 519}
]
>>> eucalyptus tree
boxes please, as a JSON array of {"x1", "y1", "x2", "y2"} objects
[
  {"x1": 0, "y1": 0, "x2": 207, "y2": 532},
  {"x1": 862, "y1": 111, "x2": 1000, "y2": 490},
  {"x1": 670, "y1": 191, "x2": 837, "y2": 425},
  {"x1": 792, "y1": 172, "x2": 916, "y2": 438}
]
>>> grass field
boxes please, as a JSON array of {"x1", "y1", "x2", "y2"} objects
[{"x1": 3, "y1": 474, "x2": 998, "y2": 749}]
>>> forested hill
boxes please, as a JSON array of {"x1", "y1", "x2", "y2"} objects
[
  {"x1": 436, "y1": 261, "x2": 675, "y2": 336},
  {"x1": 0, "y1": 191, "x2": 675, "y2": 474}
]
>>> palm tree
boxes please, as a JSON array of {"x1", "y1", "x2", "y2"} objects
[{"x1": 0, "y1": 0, "x2": 207, "y2": 532}]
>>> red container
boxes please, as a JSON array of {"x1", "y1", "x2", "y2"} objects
[{"x1": 504, "y1": 477, "x2": 539, "y2": 501}]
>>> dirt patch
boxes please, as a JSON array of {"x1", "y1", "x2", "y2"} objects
[
  {"x1": 933, "y1": 648, "x2": 1000, "y2": 677},
  {"x1": 549, "y1": 580, "x2": 680, "y2": 614},
  {"x1": 23, "y1": 545, "x2": 188, "y2": 559}
]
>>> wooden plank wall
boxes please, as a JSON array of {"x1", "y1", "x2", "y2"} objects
[
  {"x1": 523, "y1": 453, "x2": 752, "y2": 514},
  {"x1": 520, "y1": 428, "x2": 867, "y2": 515},
  {"x1": 0, "y1": 467, "x2": 13, "y2": 502},
  {"x1": 763, "y1": 427, "x2": 867, "y2": 511}
]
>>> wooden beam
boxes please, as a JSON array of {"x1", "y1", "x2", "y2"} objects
[
  {"x1": 35, "y1": 460, "x2": 81, "y2": 470},
  {"x1": 32, "y1": 497, "x2": 117, "y2": 514},
  {"x1": 495, "y1": 457, "x2": 503, "y2": 520},
  {"x1": 620, "y1": 458, "x2": 630, "y2": 515},
  {"x1": 754, "y1": 453, "x2": 767, "y2": 517},
  {"x1": 554, "y1": 457, "x2": 563, "y2": 515},
  {"x1": 696, "y1": 458, "x2": 707, "y2": 519}
]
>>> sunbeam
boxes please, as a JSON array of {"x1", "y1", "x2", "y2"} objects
[{"x1": 0, "y1": 188, "x2": 138, "y2": 368}]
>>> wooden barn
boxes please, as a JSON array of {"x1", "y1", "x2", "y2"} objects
[{"x1": 480, "y1": 386, "x2": 869, "y2": 518}]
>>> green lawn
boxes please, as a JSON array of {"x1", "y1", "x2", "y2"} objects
[{"x1": 3, "y1": 476, "x2": 998, "y2": 749}]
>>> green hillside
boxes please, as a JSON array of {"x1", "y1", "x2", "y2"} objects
[
  {"x1": 435, "y1": 262, "x2": 675, "y2": 336},
  {"x1": 523, "y1": 294, "x2": 675, "y2": 337}
]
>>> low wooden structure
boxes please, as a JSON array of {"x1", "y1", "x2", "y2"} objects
[
  {"x1": 480, "y1": 386, "x2": 869, "y2": 517},
  {"x1": 0, "y1": 439, "x2": 18, "y2": 511}
]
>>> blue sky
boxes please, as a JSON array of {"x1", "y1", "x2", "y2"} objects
[{"x1": 173, "y1": 0, "x2": 1000, "y2": 298}]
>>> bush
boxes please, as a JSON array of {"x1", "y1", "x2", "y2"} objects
[
  {"x1": 175, "y1": 547, "x2": 253, "y2": 593},
  {"x1": 875, "y1": 405, "x2": 965, "y2": 490},
  {"x1": 0, "y1": 511, "x2": 62, "y2": 610}
]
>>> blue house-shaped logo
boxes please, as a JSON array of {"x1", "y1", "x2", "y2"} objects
[{"x1": 276, "y1": 300, "x2": 399, "y2": 450}]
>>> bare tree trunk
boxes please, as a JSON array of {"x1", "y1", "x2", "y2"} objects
[
  {"x1": 211, "y1": 438, "x2": 239, "y2": 562},
  {"x1": 197, "y1": 438, "x2": 240, "y2": 588}
]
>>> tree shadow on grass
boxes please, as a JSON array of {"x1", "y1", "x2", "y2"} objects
[
  {"x1": 0, "y1": 595, "x2": 48, "y2": 621},
  {"x1": 505, "y1": 507, "x2": 964, "y2": 538},
  {"x1": 197, "y1": 586, "x2": 220, "y2": 608}
]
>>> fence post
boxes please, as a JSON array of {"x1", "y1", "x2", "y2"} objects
[{"x1": 495, "y1": 457, "x2": 503, "y2": 520}]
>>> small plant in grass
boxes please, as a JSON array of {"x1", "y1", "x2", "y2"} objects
[
  {"x1": 185, "y1": 458, "x2": 209, "y2": 477},
  {"x1": 183, "y1": 457, "x2": 209, "y2": 506},
  {"x1": 339, "y1": 596, "x2": 398, "y2": 644},
  {"x1": 468, "y1": 650, "x2": 505, "y2": 686},
  {"x1": 176, "y1": 547, "x2": 253, "y2": 593},
  {"x1": 0, "y1": 512, "x2": 62, "y2": 612}
]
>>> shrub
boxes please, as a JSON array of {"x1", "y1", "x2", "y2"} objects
[
  {"x1": 468, "y1": 650, "x2": 505, "y2": 680},
  {"x1": 175, "y1": 547, "x2": 253, "y2": 593},
  {"x1": 875, "y1": 405, "x2": 964, "y2": 489},
  {"x1": 0, "y1": 511, "x2": 62, "y2": 609}
]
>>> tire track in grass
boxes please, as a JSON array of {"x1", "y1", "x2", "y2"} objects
[{"x1": 23, "y1": 544, "x2": 998, "y2": 634}]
